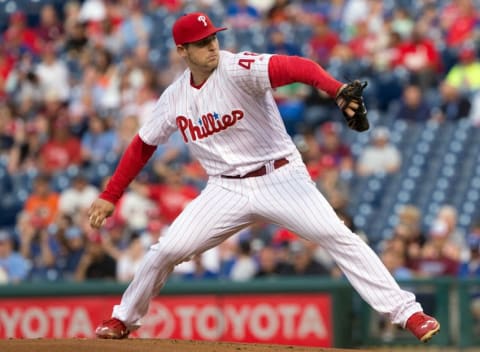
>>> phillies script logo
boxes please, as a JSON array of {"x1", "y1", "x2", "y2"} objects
[{"x1": 176, "y1": 110, "x2": 244, "y2": 143}]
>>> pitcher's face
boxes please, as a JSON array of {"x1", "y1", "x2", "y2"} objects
[{"x1": 178, "y1": 35, "x2": 220, "y2": 74}]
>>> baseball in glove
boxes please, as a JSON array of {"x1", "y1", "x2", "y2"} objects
[{"x1": 335, "y1": 80, "x2": 369, "y2": 132}]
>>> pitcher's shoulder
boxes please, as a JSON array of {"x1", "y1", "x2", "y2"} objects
[
  {"x1": 218, "y1": 50, "x2": 235, "y2": 67},
  {"x1": 164, "y1": 70, "x2": 190, "y2": 92}
]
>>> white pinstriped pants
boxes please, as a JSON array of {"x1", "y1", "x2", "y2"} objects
[{"x1": 112, "y1": 156, "x2": 421, "y2": 329}]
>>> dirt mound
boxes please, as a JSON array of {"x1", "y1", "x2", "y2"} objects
[{"x1": 0, "y1": 339, "x2": 371, "y2": 352}]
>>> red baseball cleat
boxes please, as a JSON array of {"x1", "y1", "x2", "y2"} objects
[
  {"x1": 95, "y1": 318, "x2": 130, "y2": 339},
  {"x1": 405, "y1": 312, "x2": 440, "y2": 342}
]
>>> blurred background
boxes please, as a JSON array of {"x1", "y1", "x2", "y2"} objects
[{"x1": 0, "y1": 0, "x2": 479, "y2": 348}]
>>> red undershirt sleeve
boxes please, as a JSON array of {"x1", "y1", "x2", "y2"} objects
[
  {"x1": 99, "y1": 134, "x2": 157, "y2": 205},
  {"x1": 268, "y1": 54, "x2": 343, "y2": 98}
]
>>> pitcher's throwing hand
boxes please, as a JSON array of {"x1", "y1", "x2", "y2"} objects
[{"x1": 87, "y1": 198, "x2": 114, "y2": 229}]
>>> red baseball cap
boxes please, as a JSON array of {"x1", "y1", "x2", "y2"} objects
[
  {"x1": 172, "y1": 12, "x2": 227, "y2": 45},
  {"x1": 321, "y1": 121, "x2": 340, "y2": 135}
]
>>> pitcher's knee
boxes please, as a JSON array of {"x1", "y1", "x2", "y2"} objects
[
  {"x1": 304, "y1": 223, "x2": 360, "y2": 246},
  {"x1": 149, "y1": 244, "x2": 193, "y2": 268}
]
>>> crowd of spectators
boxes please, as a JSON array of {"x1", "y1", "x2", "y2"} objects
[{"x1": 0, "y1": 0, "x2": 479, "y2": 285}]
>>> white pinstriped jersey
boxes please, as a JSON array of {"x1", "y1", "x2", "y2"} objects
[{"x1": 139, "y1": 50, "x2": 298, "y2": 177}]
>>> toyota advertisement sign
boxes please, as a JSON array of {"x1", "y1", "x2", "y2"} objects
[{"x1": 0, "y1": 294, "x2": 332, "y2": 346}]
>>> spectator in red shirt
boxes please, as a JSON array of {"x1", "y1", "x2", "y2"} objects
[
  {"x1": 39, "y1": 117, "x2": 82, "y2": 174},
  {"x1": 152, "y1": 0, "x2": 183, "y2": 13},
  {"x1": 317, "y1": 122, "x2": 354, "y2": 176},
  {"x1": 0, "y1": 45, "x2": 15, "y2": 98},
  {"x1": 411, "y1": 220, "x2": 460, "y2": 277},
  {"x1": 306, "y1": 15, "x2": 340, "y2": 66},
  {"x1": 36, "y1": 4, "x2": 64, "y2": 45},
  {"x1": 393, "y1": 24, "x2": 442, "y2": 89},
  {"x1": 3, "y1": 11, "x2": 42, "y2": 57},
  {"x1": 132, "y1": 166, "x2": 199, "y2": 224},
  {"x1": 347, "y1": 20, "x2": 377, "y2": 60},
  {"x1": 151, "y1": 168, "x2": 199, "y2": 224},
  {"x1": 440, "y1": 0, "x2": 478, "y2": 48}
]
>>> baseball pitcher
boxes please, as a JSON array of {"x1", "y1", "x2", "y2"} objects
[{"x1": 89, "y1": 12, "x2": 439, "y2": 343}]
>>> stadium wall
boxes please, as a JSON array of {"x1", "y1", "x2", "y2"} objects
[{"x1": 0, "y1": 277, "x2": 478, "y2": 348}]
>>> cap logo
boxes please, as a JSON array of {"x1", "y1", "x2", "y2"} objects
[{"x1": 198, "y1": 15, "x2": 207, "y2": 27}]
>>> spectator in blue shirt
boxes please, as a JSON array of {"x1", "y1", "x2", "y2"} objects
[
  {"x1": 81, "y1": 114, "x2": 118, "y2": 164},
  {"x1": 266, "y1": 28, "x2": 302, "y2": 56},
  {"x1": 226, "y1": 0, "x2": 261, "y2": 30},
  {"x1": 181, "y1": 254, "x2": 218, "y2": 280},
  {"x1": 117, "y1": 1, "x2": 153, "y2": 53},
  {"x1": 459, "y1": 221, "x2": 480, "y2": 278},
  {"x1": 18, "y1": 212, "x2": 61, "y2": 282},
  {"x1": 459, "y1": 221, "x2": 480, "y2": 335},
  {"x1": 393, "y1": 83, "x2": 432, "y2": 122},
  {"x1": 0, "y1": 230, "x2": 29, "y2": 283}
]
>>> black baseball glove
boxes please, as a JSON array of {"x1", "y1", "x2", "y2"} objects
[{"x1": 335, "y1": 80, "x2": 369, "y2": 132}]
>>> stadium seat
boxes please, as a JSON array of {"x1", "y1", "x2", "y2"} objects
[{"x1": 52, "y1": 173, "x2": 71, "y2": 192}]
